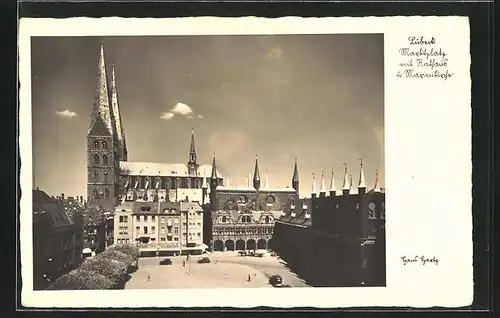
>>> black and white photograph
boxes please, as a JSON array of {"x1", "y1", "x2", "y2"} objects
[
  {"x1": 31, "y1": 34, "x2": 385, "y2": 291},
  {"x1": 19, "y1": 17, "x2": 472, "y2": 308}
]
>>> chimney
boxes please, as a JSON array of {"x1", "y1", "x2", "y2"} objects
[{"x1": 61, "y1": 193, "x2": 65, "y2": 200}]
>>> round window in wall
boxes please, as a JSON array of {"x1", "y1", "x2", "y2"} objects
[{"x1": 265, "y1": 195, "x2": 275, "y2": 205}]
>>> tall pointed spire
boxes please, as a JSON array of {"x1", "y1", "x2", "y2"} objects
[
  {"x1": 253, "y1": 155, "x2": 261, "y2": 191},
  {"x1": 373, "y1": 169, "x2": 381, "y2": 193},
  {"x1": 358, "y1": 158, "x2": 367, "y2": 189},
  {"x1": 349, "y1": 174, "x2": 353, "y2": 193},
  {"x1": 109, "y1": 62, "x2": 127, "y2": 160},
  {"x1": 89, "y1": 43, "x2": 113, "y2": 135},
  {"x1": 329, "y1": 167, "x2": 336, "y2": 196},
  {"x1": 342, "y1": 162, "x2": 350, "y2": 195},
  {"x1": 319, "y1": 169, "x2": 326, "y2": 197},
  {"x1": 291, "y1": 158, "x2": 300, "y2": 196},
  {"x1": 311, "y1": 173, "x2": 317, "y2": 198},
  {"x1": 210, "y1": 151, "x2": 218, "y2": 180},
  {"x1": 188, "y1": 128, "x2": 197, "y2": 165}
]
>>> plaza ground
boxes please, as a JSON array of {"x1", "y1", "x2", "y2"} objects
[{"x1": 124, "y1": 251, "x2": 309, "y2": 289}]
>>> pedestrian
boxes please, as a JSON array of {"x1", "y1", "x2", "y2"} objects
[
  {"x1": 147, "y1": 275, "x2": 150, "y2": 282},
  {"x1": 224, "y1": 274, "x2": 227, "y2": 280},
  {"x1": 247, "y1": 274, "x2": 251, "y2": 282}
]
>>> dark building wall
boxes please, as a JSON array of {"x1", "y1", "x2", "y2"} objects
[{"x1": 272, "y1": 192, "x2": 386, "y2": 287}]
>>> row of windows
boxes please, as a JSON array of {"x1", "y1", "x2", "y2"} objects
[
  {"x1": 92, "y1": 188, "x2": 110, "y2": 198},
  {"x1": 213, "y1": 227, "x2": 273, "y2": 235},
  {"x1": 93, "y1": 154, "x2": 109, "y2": 165},
  {"x1": 116, "y1": 238, "x2": 130, "y2": 244},
  {"x1": 124, "y1": 177, "x2": 203, "y2": 190},
  {"x1": 93, "y1": 140, "x2": 108, "y2": 149},
  {"x1": 118, "y1": 216, "x2": 129, "y2": 222},
  {"x1": 219, "y1": 215, "x2": 271, "y2": 223}
]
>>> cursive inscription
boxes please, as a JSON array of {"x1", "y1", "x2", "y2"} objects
[
  {"x1": 401, "y1": 255, "x2": 440, "y2": 266},
  {"x1": 396, "y1": 36, "x2": 453, "y2": 81}
]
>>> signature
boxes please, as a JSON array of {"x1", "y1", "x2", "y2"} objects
[{"x1": 401, "y1": 255, "x2": 440, "y2": 266}]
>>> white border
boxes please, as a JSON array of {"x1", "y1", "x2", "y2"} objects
[{"x1": 19, "y1": 17, "x2": 472, "y2": 308}]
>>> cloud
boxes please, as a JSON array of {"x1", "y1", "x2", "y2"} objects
[
  {"x1": 160, "y1": 112, "x2": 175, "y2": 120},
  {"x1": 267, "y1": 47, "x2": 283, "y2": 59},
  {"x1": 171, "y1": 102, "x2": 193, "y2": 115},
  {"x1": 186, "y1": 115, "x2": 193, "y2": 120},
  {"x1": 197, "y1": 114, "x2": 204, "y2": 119},
  {"x1": 55, "y1": 109, "x2": 78, "y2": 118}
]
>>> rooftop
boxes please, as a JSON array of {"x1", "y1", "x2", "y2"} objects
[{"x1": 120, "y1": 161, "x2": 222, "y2": 178}]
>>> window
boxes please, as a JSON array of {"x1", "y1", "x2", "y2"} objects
[
  {"x1": 136, "y1": 226, "x2": 140, "y2": 233},
  {"x1": 136, "y1": 215, "x2": 140, "y2": 221},
  {"x1": 105, "y1": 189, "x2": 110, "y2": 198},
  {"x1": 168, "y1": 236, "x2": 173, "y2": 241},
  {"x1": 197, "y1": 232, "x2": 201, "y2": 237},
  {"x1": 265, "y1": 216, "x2": 270, "y2": 223},
  {"x1": 160, "y1": 237, "x2": 165, "y2": 242},
  {"x1": 119, "y1": 216, "x2": 124, "y2": 222},
  {"x1": 144, "y1": 215, "x2": 148, "y2": 221},
  {"x1": 368, "y1": 202, "x2": 376, "y2": 219},
  {"x1": 174, "y1": 227, "x2": 179, "y2": 234},
  {"x1": 94, "y1": 140, "x2": 99, "y2": 149},
  {"x1": 94, "y1": 154, "x2": 100, "y2": 165},
  {"x1": 174, "y1": 238, "x2": 179, "y2": 241},
  {"x1": 151, "y1": 226, "x2": 156, "y2": 233},
  {"x1": 152, "y1": 216, "x2": 156, "y2": 221},
  {"x1": 102, "y1": 155, "x2": 108, "y2": 165},
  {"x1": 222, "y1": 216, "x2": 227, "y2": 223},
  {"x1": 92, "y1": 188, "x2": 98, "y2": 199},
  {"x1": 124, "y1": 216, "x2": 128, "y2": 222},
  {"x1": 102, "y1": 140, "x2": 107, "y2": 149},
  {"x1": 144, "y1": 226, "x2": 148, "y2": 234}
]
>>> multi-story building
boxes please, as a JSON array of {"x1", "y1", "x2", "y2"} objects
[
  {"x1": 86, "y1": 44, "x2": 221, "y2": 214},
  {"x1": 32, "y1": 189, "x2": 84, "y2": 290},
  {"x1": 272, "y1": 161, "x2": 386, "y2": 287},
  {"x1": 207, "y1": 155, "x2": 296, "y2": 252},
  {"x1": 114, "y1": 200, "x2": 205, "y2": 255}
]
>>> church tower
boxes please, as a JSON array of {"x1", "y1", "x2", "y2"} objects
[
  {"x1": 209, "y1": 152, "x2": 219, "y2": 210},
  {"x1": 87, "y1": 43, "x2": 120, "y2": 213},
  {"x1": 187, "y1": 128, "x2": 198, "y2": 177},
  {"x1": 109, "y1": 63, "x2": 128, "y2": 161}
]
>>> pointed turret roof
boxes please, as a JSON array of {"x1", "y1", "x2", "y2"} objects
[
  {"x1": 342, "y1": 163, "x2": 350, "y2": 190},
  {"x1": 292, "y1": 158, "x2": 299, "y2": 182},
  {"x1": 329, "y1": 167, "x2": 336, "y2": 193},
  {"x1": 189, "y1": 128, "x2": 196, "y2": 156},
  {"x1": 210, "y1": 152, "x2": 218, "y2": 180},
  {"x1": 358, "y1": 158, "x2": 367, "y2": 188},
  {"x1": 319, "y1": 169, "x2": 326, "y2": 193},
  {"x1": 349, "y1": 174, "x2": 353, "y2": 191},
  {"x1": 311, "y1": 173, "x2": 317, "y2": 195},
  {"x1": 253, "y1": 155, "x2": 260, "y2": 182},
  {"x1": 89, "y1": 43, "x2": 113, "y2": 136},
  {"x1": 109, "y1": 63, "x2": 126, "y2": 155},
  {"x1": 373, "y1": 169, "x2": 381, "y2": 192}
]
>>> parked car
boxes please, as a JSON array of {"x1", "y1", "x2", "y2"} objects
[
  {"x1": 238, "y1": 251, "x2": 247, "y2": 256},
  {"x1": 269, "y1": 275, "x2": 284, "y2": 287},
  {"x1": 159, "y1": 258, "x2": 172, "y2": 265},
  {"x1": 198, "y1": 257, "x2": 211, "y2": 264}
]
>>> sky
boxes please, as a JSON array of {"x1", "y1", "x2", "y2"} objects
[{"x1": 31, "y1": 34, "x2": 385, "y2": 198}]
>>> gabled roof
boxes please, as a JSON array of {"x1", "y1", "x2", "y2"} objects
[
  {"x1": 33, "y1": 189, "x2": 72, "y2": 227},
  {"x1": 120, "y1": 161, "x2": 222, "y2": 178}
]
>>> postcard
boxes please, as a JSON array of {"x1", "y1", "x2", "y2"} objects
[{"x1": 19, "y1": 16, "x2": 472, "y2": 308}]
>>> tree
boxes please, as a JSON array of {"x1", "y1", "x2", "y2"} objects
[
  {"x1": 79, "y1": 257, "x2": 128, "y2": 287},
  {"x1": 47, "y1": 268, "x2": 114, "y2": 290}
]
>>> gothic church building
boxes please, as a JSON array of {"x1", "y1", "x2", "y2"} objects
[{"x1": 87, "y1": 44, "x2": 221, "y2": 213}]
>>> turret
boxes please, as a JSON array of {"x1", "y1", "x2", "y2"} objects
[
  {"x1": 342, "y1": 163, "x2": 350, "y2": 196},
  {"x1": 253, "y1": 155, "x2": 261, "y2": 191},
  {"x1": 319, "y1": 169, "x2": 326, "y2": 198},
  {"x1": 373, "y1": 169, "x2": 381, "y2": 193},
  {"x1": 291, "y1": 158, "x2": 299, "y2": 196},
  {"x1": 329, "y1": 167, "x2": 336, "y2": 196},
  {"x1": 311, "y1": 173, "x2": 317, "y2": 199},
  {"x1": 357, "y1": 158, "x2": 367, "y2": 195}
]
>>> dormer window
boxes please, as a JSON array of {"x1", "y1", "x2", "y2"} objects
[
  {"x1": 302, "y1": 204, "x2": 307, "y2": 210},
  {"x1": 291, "y1": 211, "x2": 296, "y2": 218},
  {"x1": 290, "y1": 204, "x2": 295, "y2": 209},
  {"x1": 280, "y1": 211, "x2": 286, "y2": 216},
  {"x1": 305, "y1": 213, "x2": 311, "y2": 219},
  {"x1": 222, "y1": 216, "x2": 227, "y2": 223}
]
